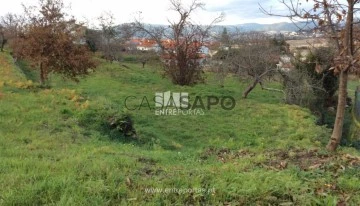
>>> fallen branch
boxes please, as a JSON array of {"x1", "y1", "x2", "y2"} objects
[
  {"x1": 122, "y1": 64, "x2": 130, "y2": 69},
  {"x1": 259, "y1": 82, "x2": 284, "y2": 94}
]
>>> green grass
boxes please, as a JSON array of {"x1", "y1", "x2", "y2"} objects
[
  {"x1": 1, "y1": 52, "x2": 360, "y2": 205},
  {"x1": 0, "y1": 52, "x2": 27, "y2": 84}
]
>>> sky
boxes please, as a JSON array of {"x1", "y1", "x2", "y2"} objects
[{"x1": 0, "y1": 0, "x2": 312, "y2": 26}]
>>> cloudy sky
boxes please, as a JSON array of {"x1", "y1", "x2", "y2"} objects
[{"x1": 0, "y1": 0, "x2": 312, "y2": 26}]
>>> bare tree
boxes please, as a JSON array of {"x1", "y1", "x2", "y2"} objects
[
  {"x1": 0, "y1": 13, "x2": 26, "y2": 52},
  {"x1": 98, "y1": 12, "x2": 118, "y2": 62},
  {"x1": 135, "y1": 50, "x2": 159, "y2": 68},
  {"x1": 261, "y1": 0, "x2": 360, "y2": 151},
  {"x1": 97, "y1": 13, "x2": 134, "y2": 62},
  {"x1": 133, "y1": 0, "x2": 224, "y2": 85},
  {"x1": 214, "y1": 31, "x2": 282, "y2": 98}
]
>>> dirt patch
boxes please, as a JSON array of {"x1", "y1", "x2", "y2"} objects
[
  {"x1": 137, "y1": 157, "x2": 157, "y2": 165},
  {"x1": 200, "y1": 147, "x2": 255, "y2": 163},
  {"x1": 136, "y1": 157, "x2": 162, "y2": 177},
  {"x1": 135, "y1": 166, "x2": 164, "y2": 177},
  {"x1": 262, "y1": 149, "x2": 360, "y2": 171},
  {"x1": 201, "y1": 147, "x2": 360, "y2": 172}
]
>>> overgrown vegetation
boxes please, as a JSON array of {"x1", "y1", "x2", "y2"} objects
[
  {"x1": 261, "y1": 0, "x2": 360, "y2": 152},
  {"x1": 1, "y1": 51, "x2": 360, "y2": 205},
  {"x1": 280, "y1": 47, "x2": 339, "y2": 125},
  {"x1": 213, "y1": 32, "x2": 284, "y2": 98},
  {"x1": 1, "y1": 0, "x2": 360, "y2": 204}
]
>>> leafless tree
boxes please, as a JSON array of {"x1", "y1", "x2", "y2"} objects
[
  {"x1": 213, "y1": 31, "x2": 282, "y2": 98},
  {"x1": 133, "y1": 0, "x2": 224, "y2": 85},
  {"x1": 97, "y1": 13, "x2": 134, "y2": 62},
  {"x1": 261, "y1": 0, "x2": 360, "y2": 151},
  {"x1": 98, "y1": 12, "x2": 118, "y2": 62},
  {"x1": 0, "y1": 13, "x2": 26, "y2": 52}
]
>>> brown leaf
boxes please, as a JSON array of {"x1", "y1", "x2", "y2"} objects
[
  {"x1": 126, "y1": 177, "x2": 132, "y2": 187},
  {"x1": 337, "y1": 200, "x2": 346, "y2": 206},
  {"x1": 280, "y1": 161, "x2": 288, "y2": 169},
  {"x1": 308, "y1": 163, "x2": 322, "y2": 170}
]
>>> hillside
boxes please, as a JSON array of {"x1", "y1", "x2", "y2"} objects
[
  {"x1": 1, "y1": 51, "x2": 360, "y2": 205},
  {"x1": 241, "y1": 22, "x2": 316, "y2": 32}
]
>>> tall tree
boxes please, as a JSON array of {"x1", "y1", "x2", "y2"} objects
[
  {"x1": 98, "y1": 12, "x2": 118, "y2": 62},
  {"x1": 13, "y1": 0, "x2": 97, "y2": 85},
  {"x1": 220, "y1": 27, "x2": 230, "y2": 48},
  {"x1": 134, "y1": 0, "x2": 224, "y2": 86},
  {"x1": 261, "y1": 0, "x2": 360, "y2": 151}
]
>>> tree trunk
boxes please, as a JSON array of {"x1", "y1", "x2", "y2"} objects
[
  {"x1": 327, "y1": 70, "x2": 348, "y2": 151},
  {"x1": 326, "y1": 0, "x2": 354, "y2": 151},
  {"x1": 0, "y1": 41, "x2": 3, "y2": 52},
  {"x1": 0, "y1": 33, "x2": 4, "y2": 52},
  {"x1": 39, "y1": 62, "x2": 47, "y2": 86},
  {"x1": 242, "y1": 77, "x2": 259, "y2": 98}
]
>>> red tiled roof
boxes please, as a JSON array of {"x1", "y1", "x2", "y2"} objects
[
  {"x1": 130, "y1": 39, "x2": 157, "y2": 48},
  {"x1": 129, "y1": 38, "x2": 209, "y2": 60}
]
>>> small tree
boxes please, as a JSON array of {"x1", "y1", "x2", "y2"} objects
[
  {"x1": 98, "y1": 12, "x2": 118, "y2": 62},
  {"x1": 13, "y1": 0, "x2": 97, "y2": 85},
  {"x1": 135, "y1": 50, "x2": 159, "y2": 68},
  {"x1": 134, "y1": 0, "x2": 223, "y2": 86},
  {"x1": 214, "y1": 32, "x2": 282, "y2": 98},
  {"x1": 85, "y1": 28, "x2": 102, "y2": 52},
  {"x1": 97, "y1": 13, "x2": 134, "y2": 62}
]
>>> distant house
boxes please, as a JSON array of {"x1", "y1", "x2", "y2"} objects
[
  {"x1": 289, "y1": 31, "x2": 298, "y2": 37},
  {"x1": 126, "y1": 38, "x2": 160, "y2": 52},
  {"x1": 127, "y1": 38, "x2": 209, "y2": 65},
  {"x1": 286, "y1": 38, "x2": 328, "y2": 52},
  {"x1": 127, "y1": 38, "x2": 141, "y2": 50},
  {"x1": 277, "y1": 55, "x2": 294, "y2": 72},
  {"x1": 136, "y1": 39, "x2": 158, "y2": 51},
  {"x1": 199, "y1": 46, "x2": 209, "y2": 55},
  {"x1": 160, "y1": 40, "x2": 208, "y2": 65}
]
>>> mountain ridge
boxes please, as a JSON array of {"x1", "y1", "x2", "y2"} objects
[
  {"x1": 215, "y1": 22, "x2": 316, "y2": 32},
  {"x1": 134, "y1": 21, "x2": 316, "y2": 33}
]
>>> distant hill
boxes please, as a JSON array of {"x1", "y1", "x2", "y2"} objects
[
  {"x1": 216, "y1": 22, "x2": 317, "y2": 32},
  {"x1": 129, "y1": 22, "x2": 317, "y2": 38}
]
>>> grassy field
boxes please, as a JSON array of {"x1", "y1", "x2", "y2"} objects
[{"x1": 1, "y1": 51, "x2": 360, "y2": 205}]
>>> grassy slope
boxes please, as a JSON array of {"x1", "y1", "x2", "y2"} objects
[{"x1": 1, "y1": 52, "x2": 360, "y2": 205}]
